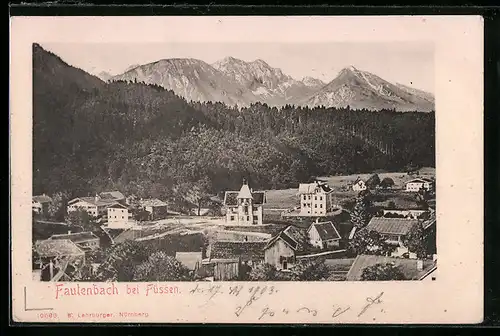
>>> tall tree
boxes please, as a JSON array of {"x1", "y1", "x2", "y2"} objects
[
  {"x1": 64, "y1": 209, "x2": 98, "y2": 232},
  {"x1": 347, "y1": 229, "x2": 395, "y2": 257},
  {"x1": 133, "y1": 252, "x2": 192, "y2": 281},
  {"x1": 350, "y1": 192, "x2": 372, "y2": 229},
  {"x1": 361, "y1": 263, "x2": 407, "y2": 281},
  {"x1": 402, "y1": 222, "x2": 427, "y2": 259}
]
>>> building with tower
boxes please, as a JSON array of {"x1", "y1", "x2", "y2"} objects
[{"x1": 223, "y1": 179, "x2": 266, "y2": 225}]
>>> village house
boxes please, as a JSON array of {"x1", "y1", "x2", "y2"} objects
[
  {"x1": 364, "y1": 217, "x2": 421, "y2": 258},
  {"x1": 34, "y1": 239, "x2": 86, "y2": 281},
  {"x1": 139, "y1": 198, "x2": 168, "y2": 220},
  {"x1": 297, "y1": 180, "x2": 335, "y2": 216},
  {"x1": 206, "y1": 241, "x2": 267, "y2": 281},
  {"x1": 67, "y1": 194, "x2": 124, "y2": 218},
  {"x1": 307, "y1": 220, "x2": 341, "y2": 249},
  {"x1": 99, "y1": 190, "x2": 126, "y2": 204},
  {"x1": 404, "y1": 178, "x2": 434, "y2": 192},
  {"x1": 264, "y1": 226, "x2": 306, "y2": 271},
  {"x1": 351, "y1": 177, "x2": 367, "y2": 192},
  {"x1": 345, "y1": 255, "x2": 436, "y2": 281},
  {"x1": 106, "y1": 203, "x2": 133, "y2": 229},
  {"x1": 48, "y1": 231, "x2": 100, "y2": 252},
  {"x1": 32, "y1": 194, "x2": 52, "y2": 215},
  {"x1": 223, "y1": 180, "x2": 266, "y2": 225}
]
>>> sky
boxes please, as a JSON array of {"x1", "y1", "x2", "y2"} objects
[{"x1": 42, "y1": 41, "x2": 435, "y2": 93}]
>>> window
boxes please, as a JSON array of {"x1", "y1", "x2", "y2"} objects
[
  {"x1": 283, "y1": 261, "x2": 288, "y2": 270},
  {"x1": 253, "y1": 216, "x2": 258, "y2": 221},
  {"x1": 319, "y1": 196, "x2": 322, "y2": 201},
  {"x1": 244, "y1": 206, "x2": 248, "y2": 213},
  {"x1": 320, "y1": 204, "x2": 323, "y2": 208},
  {"x1": 122, "y1": 216, "x2": 124, "y2": 219},
  {"x1": 246, "y1": 216, "x2": 250, "y2": 221},
  {"x1": 303, "y1": 195, "x2": 307, "y2": 200},
  {"x1": 314, "y1": 196, "x2": 317, "y2": 200},
  {"x1": 230, "y1": 216, "x2": 235, "y2": 221},
  {"x1": 308, "y1": 195, "x2": 311, "y2": 200},
  {"x1": 314, "y1": 204, "x2": 317, "y2": 208},
  {"x1": 303, "y1": 203, "x2": 307, "y2": 207}
]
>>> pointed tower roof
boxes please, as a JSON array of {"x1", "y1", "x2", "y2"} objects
[{"x1": 237, "y1": 179, "x2": 253, "y2": 199}]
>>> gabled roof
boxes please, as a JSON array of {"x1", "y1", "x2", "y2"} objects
[
  {"x1": 49, "y1": 232, "x2": 99, "y2": 243},
  {"x1": 405, "y1": 177, "x2": 434, "y2": 184},
  {"x1": 224, "y1": 190, "x2": 266, "y2": 206},
  {"x1": 68, "y1": 197, "x2": 123, "y2": 208},
  {"x1": 308, "y1": 221, "x2": 341, "y2": 241},
  {"x1": 33, "y1": 195, "x2": 52, "y2": 204},
  {"x1": 139, "y1": 198, "x2": 168, "y2": 207},
  {"x1": 35, "y1": 239, "x2": 85, "y2": 258},
  {"x1": 264, "y1": 226, "x2": 299, "y2": 251},
  {"x1": 175, "y1": 252, "x2": 203, "y2": 271},
  {"x1": 107, "y1": 203, "x2": 128, "y2": 209},
  {"x1": 365, "y1": 217, "x2": 420, "y2": 236},
  {"x1": 345, "y1": 255, "x2": 435, "y2": 281},
  {"x1": 100, "y1": 191, "x2": 125, "y2": 200},
  {"x1": 298, "y1": 181, "x2": 332, "y2": 194},
  {"x1": 353, "y1": 177, "x2": 365, "y2": 185},
  {"x1": 209, "y1": 241, "x2": 267, "y2": 261}
]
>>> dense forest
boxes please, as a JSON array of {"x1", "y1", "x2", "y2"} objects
[{"x1": 33, "y1": 44, "x2": 435, "y2": 203}]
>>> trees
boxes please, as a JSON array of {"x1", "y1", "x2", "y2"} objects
[
  {"x1": 380, "y1": 177, "x2": 395, "y2": 190},
  {"x1": 350, "y1": 192, "x2": 373, "y2": 229},
  {"x1": 249, "y1": 263, "x2": 280, "y2": 281},
  {"x1": 64, "y1": 209, "x2": 98, "y2": 232},
  {"x1": 95, "y1": 241, "x2": 152, "y2": 281},
  {"x1": 133, "y1": 251, "x2": 192, "y2": 281},
  {"x1": 249, "y1": 259, "x2": 331, "y2": 281},
  {"x1": 360, "y1": 263, "x2": 407, "y2": 281},
  {"x1": 402, "y1": 223, "x2": 428, "y2": 259},
  {"x1": 365, "y1": 174, "x2": 381, "y2": 189},
  {"x1": 347, "y1": 229, "x2": 395, "y2": 257}
]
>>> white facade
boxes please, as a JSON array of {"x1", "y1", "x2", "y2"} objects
[
  {"x1": 224, "y1": 182, "x2": 265, "y2": 225},
  {"x1": 352, "y1": 180, "x2": 367, "y2": 191},
  {"x1": 107, "y1": 205, "x2": 131, "y2": 229},
  {"x1": 307, "y1": 222, "x2": 341, "y2": 249},
  {"x1": 405, "y1": 179, "x2": 433, "y2": 192},
  {"x1": 298, "y1": 182, "x2": 333, "y2": 216},
  {"x1": 67, "y1": 200, "x2": 99, "y2": 217}
]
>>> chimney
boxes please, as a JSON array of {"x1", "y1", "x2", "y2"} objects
[
  {"x1": 417, "y1": 260, "x2": 423, "y2": 271},
  {"x1": 67, "y1": 230, "x2": 71, "y2": 235},
  {"x1": 95, "y1": 193, "x2": 100, "y2": 202},
  {"x1": 315, "y1": 218, "x2": 319, "y2": 223}
]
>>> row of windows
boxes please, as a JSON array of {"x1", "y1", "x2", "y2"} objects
[
  {"x1": 110, "y1": 216, "x2": 125, "y2": 219},
  {"x1": 302, "y1": 195, "x2": 324, "y2": 201},
  {"x1": 302, "y1": 203, "x2": 323, "y2": 208},
  {"x1": 229, "y1": 215, "x2": 258, "y2": 221}
]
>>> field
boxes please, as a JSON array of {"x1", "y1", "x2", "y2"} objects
[{"x1": 264, "y1": 168, "x2": 436, "y2": 212}]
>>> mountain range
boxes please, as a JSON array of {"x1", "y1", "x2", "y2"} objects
[{"x1": 110, "y1": 57, "x2": 434, "y2": 112}]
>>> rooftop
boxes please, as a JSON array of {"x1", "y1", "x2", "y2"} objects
[
  {"x1": 224, "y1": 190, "x2": 266, "y2": 206},
  {"x1": 365, "y1": 217, "x2": 420, "y2": 236},
  {"x1": 49, "y1": 232, "x2": 99, "y2": 243},
  {"x1": 264, "y1": 225, "x2": 304, "y2": 251},
  {"x1": 100, "y1": 191, "x2": 125, "y2": 200},
  {"x1": 209, "y1": 241, "x2": 267, "y2": 261},
  {"x1": 33, "y1": 194, "x2": 52, "y2": 203},
  {"x1": 345, "y1": 255, "x2": 435, "y2": 281},
  {"x1": 405, "y1": 177, "x2": 434, "y2": 184},
  {"x1": 308, "y1": 221, "x2": 341, "y2": 241},
  {"x1": 140, "y1": 198, "x2": 168, "y2": 207},
  {"x1": 298, "y1": 181, "x2": 332, "y2": 194},
  {"x1": 35, "y1": 239, "x2": 85, "y2": 258},
  {"x1": 68, "y1": 197, "x2": 123, "y2": 208}
]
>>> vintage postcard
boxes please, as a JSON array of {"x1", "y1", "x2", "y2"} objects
[{"x1": 10, "y1": 15, "x2": 483, "y2": 324}]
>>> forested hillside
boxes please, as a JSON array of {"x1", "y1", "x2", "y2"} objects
[{"x1": 33, "y1": 44, "x2": 435, "y2": 201}]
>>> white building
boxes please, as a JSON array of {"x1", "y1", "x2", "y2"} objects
[
  {"x1": 298, "y1": 181, "x2": 334, "y2": 216},
  {"x1": 67, "y1": 195, "x2": 124, "y2": 218},
  {"x1": 106, "y1": 203, "x2": 132, "y2": 229},
  {"x1": 352, "y1": 177, "x2": 367, "y2": 192},
  {"x1": 223, "y1": 180, "x2": 266, "y2": 225},
  {"x1": 405, "y1": 178, "x2": 434, "y2": 192}
]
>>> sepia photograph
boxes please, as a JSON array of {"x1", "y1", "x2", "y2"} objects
[
  {"x1": 32, "y1": 41, "x2": 437, "y2": 283},
  {"x1": 11, "y1": 15, "x2": 483, "y2": 324}
]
